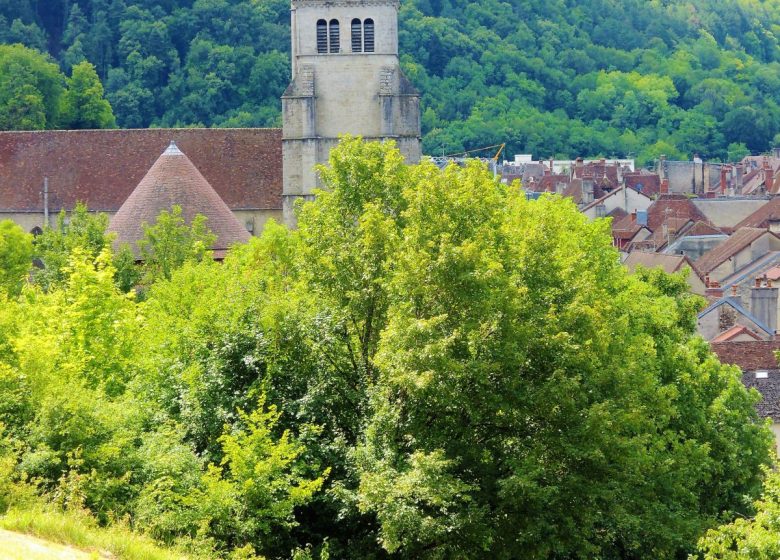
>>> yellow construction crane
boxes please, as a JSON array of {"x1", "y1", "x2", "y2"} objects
[
  {"x1": 492, "y1": 143, "x2": 506, "y2": 164},
  {"x1": 431, "y1": 143, "x2": 507, "y2": 175}
]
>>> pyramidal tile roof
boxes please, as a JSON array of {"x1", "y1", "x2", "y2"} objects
[{"x1": 108, "y1": 141, "x2": 250, "y2": 254}]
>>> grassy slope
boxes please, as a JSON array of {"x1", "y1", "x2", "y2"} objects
[{"x1": 0, "y1": 506, "x2": 189, "y2": 560}]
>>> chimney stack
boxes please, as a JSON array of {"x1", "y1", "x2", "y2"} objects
[
  {"x1": 660, "y1": 178, "x2": 669, "y2": 194},
  {"x1": 752, "y1": 278, "x2": 779, "y2": 332},
  {"x1": 720, "y1": 166, "x2": 728, "y2": 195},
  {"x1": 764, "y1": 158, "x2": 774, "y2": 193},
  {"x1": 706, "y1": 280, "x2": 724, "y2": 299}
]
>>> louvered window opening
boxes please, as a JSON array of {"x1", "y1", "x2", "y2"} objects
[
  {"x1": 364, "y1": 19, "x2": 374, "y2": 52},
  {"x1": 351, "y1": 18, "x2": 362, "y2": 52},
  {"x1": 317, "y1": 19, "x2": 327, "y2": 53},
  {"x1": 329, "y1": 19, "x2": 340, "y2": 53}
]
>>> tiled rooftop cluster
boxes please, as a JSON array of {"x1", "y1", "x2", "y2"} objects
[{"x1": 501, "y1": 150, "x2": 780, "y2": 423}]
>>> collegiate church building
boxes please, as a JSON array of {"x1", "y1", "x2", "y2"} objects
[{"x1": 0, "y1": 0, "x2": 420, "y2": 239}]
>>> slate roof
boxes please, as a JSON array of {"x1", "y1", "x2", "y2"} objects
[
  {"x1": 698, "y1": 296, "x2": 774, "y2": 338},
  {"x1": 741, "y1": 370, "x2": 780, "y2": 419},
  {"x1": 710, "y1": 339, "x2": 780, "y2": 418},
  {"x1": 0, "y1": 128, "x2": 282, "y2": 213},
  {"x1": 694, "y1": 227, "x2": 770, "y2": 275},
  {"x1": 719, "y1": 252, "x2": 780, "y2": 291},
  {"x1": 108, "y1": 142, "x2": 251, "y2": 254}
]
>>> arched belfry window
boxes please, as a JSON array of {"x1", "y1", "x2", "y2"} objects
[
  {"x1": 329, "y1": 19, "x2": 340, "y2": 53},
  {"x1": 317, "y1": 19, "x2": 327, "y2": 53},
  {"x1": 351, "y1": 18, "x2": 362, "y2": 52},
  {"x1": 364, "y1": 18, "x2": 374, "y2": 52}
]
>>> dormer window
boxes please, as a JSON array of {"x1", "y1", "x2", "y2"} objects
[
  {"x1": 364, "y1": 18, "x2": 374, "y2": 52},
  {"x1": 351, "y1": 18, "x2": 362, "y2": 52}
]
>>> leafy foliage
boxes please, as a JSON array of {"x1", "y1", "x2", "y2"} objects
[
  {"x1": 0, "y1": 220, "x2": 32, "y2": 295},
  {"x1": 137, "y1": 205, "x2": 216, "y2": 284},
  {"x1": 698, "y1": 467, "x2": 780, "y2": 559},
  {"x1": 0, "y1": 138, "x2": 774, "y2": 559},
  {"x1": 59, "y1": 60, "x2": 116, "y2": 129}
]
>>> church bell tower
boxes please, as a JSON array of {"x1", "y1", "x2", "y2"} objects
[{"x1": 281, "y1": 0, "x2": 421, "y2": 223}]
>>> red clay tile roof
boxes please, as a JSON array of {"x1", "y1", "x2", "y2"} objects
[
  {"x1": 573, "y1": 161, "x2": 619, "y2": 190},
  {"x1": 537, "y1": 174, "x2": 570, "y2": 193},
  {"x1": 766, "y1": 266, "x2": 780, "y2": 281},
  {"x1": 607, "y1": 207, "x2": 628, "y2": 220},
  {"x1": 562, "y1": 178, "x2": 606, "y2": 204},
  {"x1": 108, "y1": 142, "x2": 251, "y2": 253},
  {"x1": 711, "y1": 324, "x2": 764, "y2": 343},
  {"x1": 681, "y1": 221, "x2": 724, "y2": 237},
  {"x1": 733, "y1": 198, "x2": 780, "y2": 230},
  {"x1": 710, "y1": 340, "x2": 780, "y2": 371},
  {"x1": 0, "y1": 128, "x2": 282, "y2": 213},
  {"x1": 694, "y1": 227, "x2": 771, "y2": 275},
  {"x1": 612, "y1": 213, "x2": 643, "y2": 239},
  {"x1": 646, "y1": 194, "x2": 710, "y2": 232},
  {"x1": 623, "y1": 171, "x2": 661, "y2": 197}
]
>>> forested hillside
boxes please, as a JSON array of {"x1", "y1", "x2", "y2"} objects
[{"x1": 2, "y1": 0, "x2": 780, "y2": 162}]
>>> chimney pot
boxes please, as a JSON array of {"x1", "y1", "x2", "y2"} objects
[
  {"x1": 705, "y1": 274, "x2": 710, "y2": 288},
  {"x1": 756, "y1": 278, "x2": 762, "y2": 288}
]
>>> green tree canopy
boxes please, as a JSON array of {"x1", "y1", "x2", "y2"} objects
[
  {"x1": 0, "y1": 220, "x2": 32, "y2": 295},
  {"x1": 59, "y1": 61, "x2": 116, "y2": 129},
  {"x1": 0, "y1": 44, "x2": 62, "y2": 129},
  {"x1": 137, "y1": 205, "x2": 217, "y2": 284}
]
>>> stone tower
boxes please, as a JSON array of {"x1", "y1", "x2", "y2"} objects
[{"x1": 282, "y1": 0, "x2": 421, "y2": 223}]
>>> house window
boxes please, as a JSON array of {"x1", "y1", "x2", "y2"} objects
[
  {"x1": 363, "y1": 18, "x2": 374, "y2": 52},
  {"x1": 316, "y1": 19, "x2": 327, "y2": 53},
  {"x1": 329, "y1": 19, "x2": 340, "y2": 53},
  {"x1": 351, "y1": 18, "x2": 362, "y2": 52}
]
